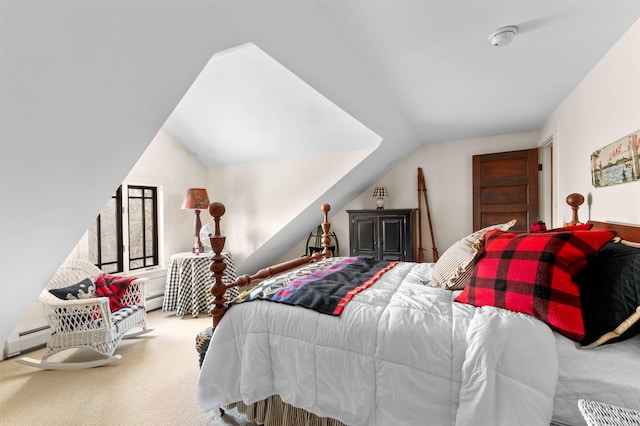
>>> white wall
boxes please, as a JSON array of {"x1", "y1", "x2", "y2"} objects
[
  {"x1": 283, "y1": 19, "x2": 640, "y2": 264},
  {"x1": 279, "y1": 131, "x2": 539, "y2": 263},
  {"x1": 61, "y1": 128, "x2": 208, "y2": 263},
  {"x1": 207, "y1": 149, "x2": 372, "y2": 268},
  {"x1": 126, "y1": 129, "x2": 209, "y2": 257},
  {"x1": 538, "y1": 18, "x2": 640, "y2": 226}
]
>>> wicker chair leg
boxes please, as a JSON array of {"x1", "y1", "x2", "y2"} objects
[
  {"x1": 123, "y1": 326, "x2": 155, "y2": 338},
  {"x1": 16, "y1": 354, "x2": 122, "y2": 370}
]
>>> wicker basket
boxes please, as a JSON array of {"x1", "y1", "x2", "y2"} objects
[{"x1": 578, "y1": 399, "x2": 640, "y2": 426}]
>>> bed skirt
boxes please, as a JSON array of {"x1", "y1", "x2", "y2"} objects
[{"x1": 228, "y1": 395, "x2": 346, "y2": 426}]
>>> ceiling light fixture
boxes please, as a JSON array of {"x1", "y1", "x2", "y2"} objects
[{"x1": 488, "y1": 25, "x2": 518, "y2": 47}]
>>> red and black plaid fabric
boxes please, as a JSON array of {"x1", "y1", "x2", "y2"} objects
[
  {"x1": 95, "y1": 273, "x2": 135, "y2": 312},
  {"x1": 548, "y1": 223, "x2": 593, "y2": 232},
  {"x1": 455, "y1": 229, "x2": 615, "y2": 341},
  {"x1": 529, "y1": 221, "x2": 547, "y2": 233},
  {"x1": 529, "y1": 223, "x2": 593, "y2": 233}
]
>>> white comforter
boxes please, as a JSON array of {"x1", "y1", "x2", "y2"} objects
[{"x1": 198, "y1": 262, "x2": 558, "y2": 425}]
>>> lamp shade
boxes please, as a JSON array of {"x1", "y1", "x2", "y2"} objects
[
  {"x1": 182, "y1": 188, "x2": 210, "y2": 210},
  {"x1": 372, "y1": 186, "x2": 389, "y2": 198}
]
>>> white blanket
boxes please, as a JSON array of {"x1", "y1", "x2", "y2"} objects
[{"x1": 198, "y1": 262, "x2": 558, "y2": 425}]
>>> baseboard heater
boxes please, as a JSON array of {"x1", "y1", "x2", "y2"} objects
[
  {"x1": 4, "y1": 325, "x2": 51, "y2": 359},
  {"x1": 146, "y1": 293, "x2": 164, "y2": 311}
]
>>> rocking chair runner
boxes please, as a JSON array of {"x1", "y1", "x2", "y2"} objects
[{"x1": 17, "y1": 259, "x2": 154, "y2": 370}]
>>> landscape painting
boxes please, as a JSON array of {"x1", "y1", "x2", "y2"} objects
[{"x1": 591, "y1": 129, "x2": 640, "y2": 187}]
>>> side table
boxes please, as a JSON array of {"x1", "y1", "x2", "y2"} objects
[{"x1": 163, "y1": 251, "x2": 239, "y2": 317}]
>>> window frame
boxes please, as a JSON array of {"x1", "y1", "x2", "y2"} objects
[
  {"x1": 90, "y1": 184, "x2": 160, "y2": 274},
  {"x1": 126, "y1": 185, "x2": 159, "y2": 271},
  {"x1": 92, "y1": 186, "x2": 124, "y2": 272}
]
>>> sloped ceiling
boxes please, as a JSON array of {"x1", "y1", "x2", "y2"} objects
[
  {"x1": 164, "y1": 43, "x2": 382, "y2": 167},
  {"x1": 163, "y1": 2, "x2": 640, "y2": 167}
]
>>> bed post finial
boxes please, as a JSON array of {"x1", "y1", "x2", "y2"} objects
[
  {"x1": 321, "y1": 203, "x2": 331, "y2": 258},
  {"x1": 207, "y1": 202, "x2": 227, "y2": 328},
  {"x1": 566, "y1": 193, "x2": 585, "y2": 225}
]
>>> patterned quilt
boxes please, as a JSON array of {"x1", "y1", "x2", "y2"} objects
[{"x1": 231, "y1": 257, "x2": 398, "y2": 315}]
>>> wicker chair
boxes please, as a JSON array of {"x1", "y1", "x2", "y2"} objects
[{"x1": 17, "y1": 259, "x2": 153, "y2": 370}]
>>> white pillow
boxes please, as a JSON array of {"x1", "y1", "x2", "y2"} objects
[{"x1": 428, "y1": 219, "x2": 517, "y2": 290}]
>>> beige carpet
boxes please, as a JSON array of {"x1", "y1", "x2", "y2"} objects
[{"x1": 0, "y1": 309, "x2": 257, "y2": 426}]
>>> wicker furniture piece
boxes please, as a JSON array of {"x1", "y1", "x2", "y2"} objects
[
  {"x1": 578, "y1": 399, "x2": 640, "y2": 426},
  {"x1": 17, "y1": 259, "x2": 153, "y2": 370}
]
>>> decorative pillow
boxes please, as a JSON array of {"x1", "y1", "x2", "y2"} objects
[
  {"x1": 529, "y1": 221, "x2": 548, "y2": 233},
  {"x1": 95, "y1": 273, "x2": 136, "y2": 312},
  {"x1": 49, "y1": 278, "x2": 96, "y2": 300},
  {"x1": 455, "y1": 229, "x2": 616, "y2": 341},
  {"x1": 529, "y1": 223, "x2": 594, "y2": 233},
  {"x1": 429, "y1": 219, "x2": 517, "y2": 290},
  {"x1": 550, "y1": 223, "x2": 593, "y2": 232},
  {"x1": 576, "y1": 241, "x2": 640, "y2": 347}
]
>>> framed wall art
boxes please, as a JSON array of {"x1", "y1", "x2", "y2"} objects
[{"x1": 591, "y1": 129, "x2": 640, "y2": 188}]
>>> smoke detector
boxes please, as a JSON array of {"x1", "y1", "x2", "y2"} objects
[{"x1": 489, "y1": 26, "x2": 518, "y2": 47}]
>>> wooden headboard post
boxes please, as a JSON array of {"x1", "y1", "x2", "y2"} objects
[
  {"x1": 566, "y1": 193, "x2": 585, "y2": 225},
  {"x1": 207, "y1": 202, "x2": 333, "y2": 329},
  {"x1": 566, "y1": 193, "x2": 640, "y2": 241}
]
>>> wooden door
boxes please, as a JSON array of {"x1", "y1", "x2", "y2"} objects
[{"x1": 473, "y1": 148, "x2": 538, "y2": 233}]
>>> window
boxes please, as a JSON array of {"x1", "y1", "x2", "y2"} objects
[{"x1": 88, "y1": 185, "x2": 159, "y2": 273}]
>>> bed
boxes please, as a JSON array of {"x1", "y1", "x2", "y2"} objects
[{"x1": 197, "y1": 200, "x2": 640, "y2": 426}]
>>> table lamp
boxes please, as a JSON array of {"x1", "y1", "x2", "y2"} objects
[
  {"x1": 182, "y1": 188, "x2": 210, "y2": 253},
  {"x1": 372, "y1": 186, "x2": 389, "y2": 209}
]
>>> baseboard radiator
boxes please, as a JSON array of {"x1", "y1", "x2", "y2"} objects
[{"x1": 4, "y1": 326, "x2": 52, "y2": 359}]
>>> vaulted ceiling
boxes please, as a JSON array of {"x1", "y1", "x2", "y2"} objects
[{"x1": 163, "y1": 2, "x2": 640, "y2": 168}]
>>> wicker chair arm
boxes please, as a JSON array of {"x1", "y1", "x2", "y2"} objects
[
  {"x1": 39, "y1": 290, "x2": 112, "y2": 333},
  {"x1": 39, "y1": 290, "x2": 110, "y2": 308},
  {"x1": 121, "y1": 277, "x2": 147, "y2": 307}
]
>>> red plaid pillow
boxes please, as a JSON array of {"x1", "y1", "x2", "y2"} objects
[
  {"x1": 95, "y1": 273, "x2": 135, "y2": 312},
  {"x1": 455, "y1": 229, "x2": 615, "y2": 341},
  {"x1": 529, "y1": 223, "x2": 593, "y2": 233},
  {"x1": 528, "y1": 221, "x2": 547, "y2": 233}
]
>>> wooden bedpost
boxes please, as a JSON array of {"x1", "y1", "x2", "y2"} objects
[
  {"x1": 207, "y1": 202, "x2": 228, "y2": 328},
  {"x1": 566, "y1": 193, "x2": 585, "y2": 225},
  {"x1": 207, "y1": 202, "x2": 332, "y2": 329}
]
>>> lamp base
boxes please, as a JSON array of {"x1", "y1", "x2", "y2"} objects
[{"x1": 376, "y1": 197, "x2": 385, "y2": 209}]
